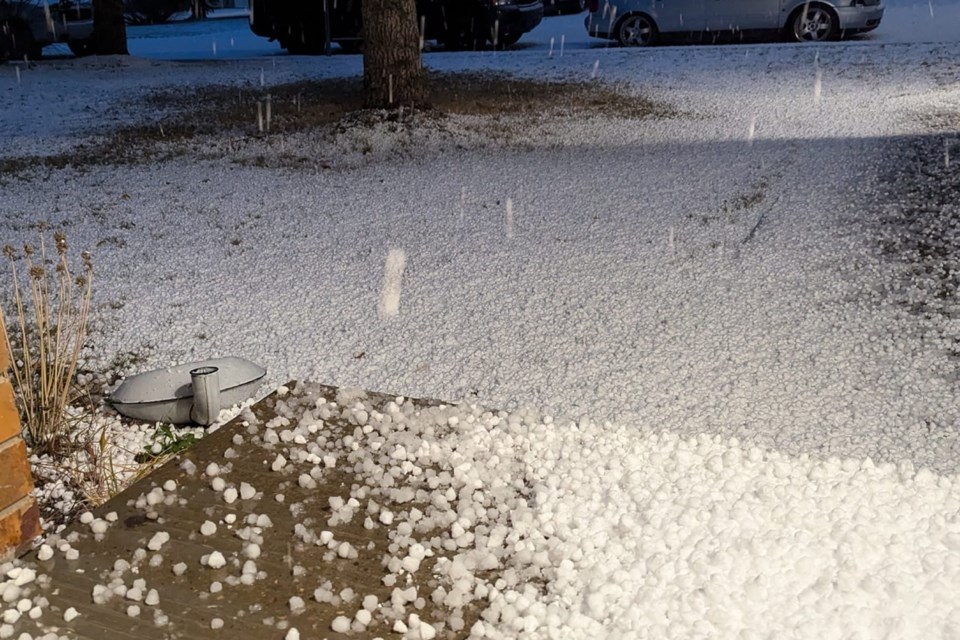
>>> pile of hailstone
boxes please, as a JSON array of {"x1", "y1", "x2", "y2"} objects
[{"x1": 5, "y1": 383, "x2": 960, "y2": 639}]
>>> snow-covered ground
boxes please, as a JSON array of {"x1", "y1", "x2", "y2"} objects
[{"x1": 2, "y1": 4, "x2": 960, "y2": 638}]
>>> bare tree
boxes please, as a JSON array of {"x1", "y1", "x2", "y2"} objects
[
  {"x1": 360, "y1": 0, "x2": 424, "y2": 108},
  {"x1": 93, "y1": 0, "x2": 129, "y2": 54}
]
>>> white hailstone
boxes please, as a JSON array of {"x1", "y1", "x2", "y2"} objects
[
  {"x1": 27, "y1": 607, "x2": 40, "y2": 620},
  {"x1": 8, "y1": 569, "x2": 35, "y2": 587},
  {"x1": 2, "y1": 610, "x2": 20, "y2": 624},
  {"x1": 289, "y1": 596, "x2": 305, "y2": 614},
  {"x1": 67, "y1": 548, "x2": 80, "y2": 561},
  {"x1": 145, "y1": 589, "x2": 160, "y2": 606},
  {"x1": 211, "y1": 618, "x2": 224, "y2": 630},
  {"x1": 0, "y1": 625, "x2": 10, "y2": 639},
  {"x1": 147, "y1": 532, "x2": 171, "y2": 551},
  {"x1": 79, "y1": 512, "x2": 94, "y2": 525},
  {"x1": 36, "y1": 546, "x2": 53, "y2": 562},
  {"x1": 162, "y1": 480, "x2": 176, "y2": 492},
  {"x1": 239, "y1": 483, "x2": 257, "y2": 501},
  {"x1": 15, "y1": 600, "x2": 29, "y2": 614},
  {"x1": 210, "y1": 582, "x2": 222, "y2": 594},
  {"x1": 419, "y1": 622, "x2": 437, "y2": 639},
  {"x1": 113, "y1": 559, "x2": 130, "y2": 573},
  {"x1": 63, "y1": 607, "x2": 79, "y2": 622},
  {"x1": 319, "y1": 531, "x2": 334, "y2": 545},
  {"x1": 355, "y1": 609, "x2": 372, "y2": 626},
  {"x1": 149, "y1": 554, "x2": 163, "y2": 567},
  {"x1": 200, "y1": 521, "x2": 217, "y2": 536},
  {"x1": 284, "y1": 629, "x2": 300, "y2": 640},
  {"x1": 271, "y1": 455, "x2": 287, "y2": 471},
  {"x1": 172, "y1": 563, "x2": 187, "y2": 576},
  {"x1": 275, "y1": 494, "x2": 285, "y2": 503},
  {"x1": 241, "y1": 561, "x2": 257, "y2": 576},
  {"x1": 126, "y1": 605, "x2": 141, "y2": 617},
  {"x1": 180, "y1": 459, "x2": 197, "y2": 475},
  {"x1": 393, "y1": 620, "x2": 408, "y2": 633},
  {"x1": 256, "y1": 514, "x2": 273, "y2": 528},
  {"x1": 224, "y1": 514, "x2": 237, "y2": 525},
  {"x1": 330, "y1": 616, "x2": 351, "y2": 633},
  {"x1": 154, "y1": 612, "x2": 170, "y2": 626},
  {"x1": 223, "y1": 488, "x2": 238, "y2": 504},
  {"x1": 239, "y1": 573, "x2": 255, "y2": 586},
  {"x1": 145, "y1": 488, "x2": 164, "y2": 506},
  {"x1": 243, "y1": 543, "x2": 261, "y2": 560},
  {"x1": 1, "y1": 585, "x2": 20, "y2": 604},
  {"x1": 297, "y1": 475, "x2": 316, "y2": 490},
  {"x1": 379, "y1": 510, "x2": 394, "y2": 525},
  {"x1": 362, "y1": 595, "x2": 378, "y2": 611},
  {"x1": 336, "y1": 542, "x2": 355, "y2": 558},
  {"x1": 210, "y1": 478, "x2": 226, "y2": 492},
  {"x1": 205, "y1": 463, "x2": 220, "y2": 477},
  {"x1": 90, "y1": 520, "x2": 109, "y2": 535},
  {"x1": 125, "y1": 587, "x2": 143, "y2": 601},
  {"x1": 105, "y1": 512, "x2": 118, "y2": 522},
  {"x1": 205, "y1": 552, "x2": 226, "y2": 569}
]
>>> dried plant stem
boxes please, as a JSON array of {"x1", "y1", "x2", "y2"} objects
[{"x1": 1, "y1": 232, "x2": 93, "y2": 454}]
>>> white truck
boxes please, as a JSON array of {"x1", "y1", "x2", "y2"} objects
[{"x1": 0, "y1": 0, "x2": 94, "y2": 61}]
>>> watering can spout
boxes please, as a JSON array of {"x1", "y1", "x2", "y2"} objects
[{"x1": 190, "y1": 366, "x2": 220, "y2": 426}]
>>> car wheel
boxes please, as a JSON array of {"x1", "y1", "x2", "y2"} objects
[
  {"x1": 493, "y1": 32, "x2": 522, "y2": 49},
  {"x1": 616, "y1": 14, "x2": 657, "y2": 46},
  {"x1": 789, "y1": 4, "x2": 837, "y2": 42},
  {"x1": 1, "y1": 20, "x2": 41, "y2": 61},
  {"x1": 68, "y1": 39, "x2": 95, "y2": 57}
]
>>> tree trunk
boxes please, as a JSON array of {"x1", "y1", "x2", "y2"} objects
[
  {"x1": 361, "y1": 0, "x2": 424, "y2": 108},
  {"x1": 92, "y1": 0, "x2": 129, "y2": 55}
]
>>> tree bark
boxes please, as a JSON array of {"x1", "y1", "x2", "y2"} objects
[
  {"x1": 92, "y1": 0, "x2": 129, "y2": 55},
  {"x1": 361, "y1": 0, "x2": 424, "y2": 108}
]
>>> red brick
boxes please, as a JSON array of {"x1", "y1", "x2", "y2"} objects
[
  {"x1": 0, "y1": 381, "x2": 19, "y2": 443},
  {"x1": 0, "y1": 439, "x2": 33, "y2": 509},
  {"x1": 0, "y1": 497, "x2": 40, "y2": 561}
]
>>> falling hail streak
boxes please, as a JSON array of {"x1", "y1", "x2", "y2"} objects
[
  {"x1": 946, "y1": 140, "x2": 951, "y2": 168},
  {"x1": 260, "y1": 69, "x2": 265, "y2": 87},
  {"x1": 212, "y1": 40, "x2": 217, "y2": 55},
  {"x1": 591, "y1": 60, "x2": 600, "y2": 79},
  {"x1": 814, "y1": 68, "x2": 822, "y2": 105},
  {"x1": 379, "y1": 248, "x2": 407, "y2": 318},
  {"x1": 747, "y1": 117, "x2": 756, "y2": 146},
  {"x1": 929, "y1": 0, "x2": 934, "y2": 16},
  {"x1": 389, "y1": 74, "x2": 394, "y2": 106},
  {"x1": 506, "y1": 199, "x2": 514, "y2": 239},
  {"x1": 560, "y1": 34, "x2": 565, "y2": 56},
  {"x1": 549, "y1": 37, "x2": 555, "y2": 57}
]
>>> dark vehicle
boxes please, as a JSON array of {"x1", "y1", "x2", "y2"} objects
[
  {"x1": 250, "y1": 0, "x2": 544, "y2": 53},
  {"x1": 543, "y1": 0, "x2": 585, "y2": 15},
  {"x1": 0, "y1": 0, "x2": 93, "y2": 60}
]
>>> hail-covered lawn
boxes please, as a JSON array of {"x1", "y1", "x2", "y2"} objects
[{"x1": 1, "y1": 5, "x2": 960, "y2": 638}]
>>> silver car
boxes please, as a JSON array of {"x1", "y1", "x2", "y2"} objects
[
  {"x1": 0, "y1": 0, "x2": 94, "y2": 61},
  {"x1": 585, "y1": 0, "x2": 883, "y2": 45}
]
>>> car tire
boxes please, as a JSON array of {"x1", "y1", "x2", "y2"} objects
[
  {"x1": 615, "y1": 14, "x2": 657, "y2": 47},
  {"x1": 68, "y1": 39, "x2": 95, "y2": 57},
  {"x1": 788, "y1": 4, "x2": 837, "y2": 42},
  {"x1": 1, "y1": 20, "x2": 41, "y2": 61},
  {"x1": 493, "y1": 32, "x2": 522, "y2": 48}
]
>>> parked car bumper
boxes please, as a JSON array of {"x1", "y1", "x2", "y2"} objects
[
  {"x1": 492, "y1": 1, "x2": 544, "y2": 36},
  {"x1": 835, "y1": 4, "x2": 884, "y2": 31}
]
